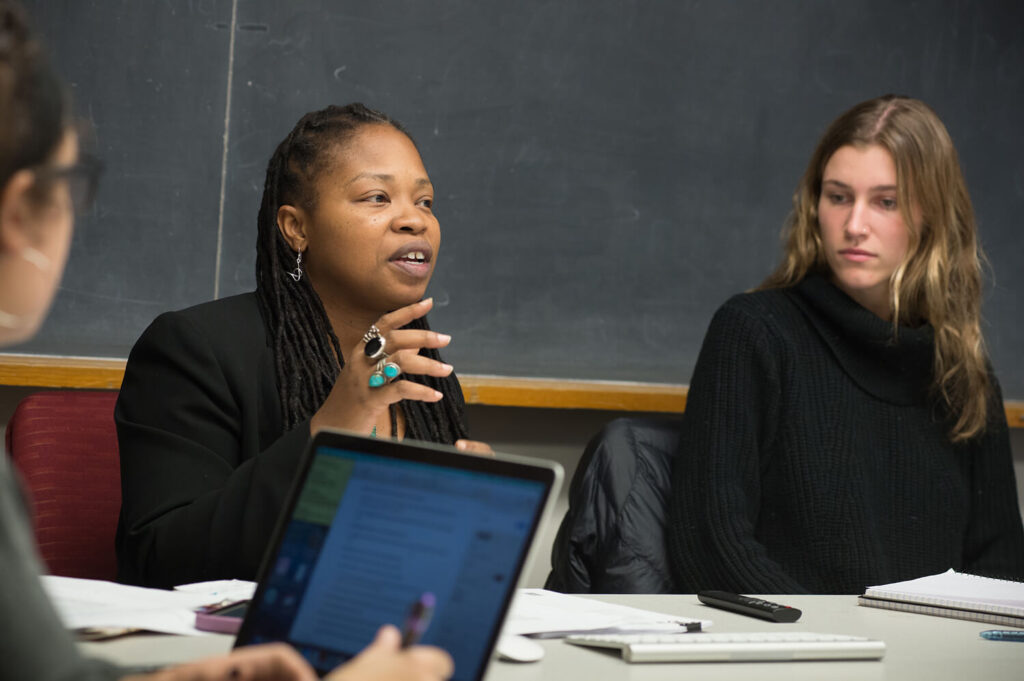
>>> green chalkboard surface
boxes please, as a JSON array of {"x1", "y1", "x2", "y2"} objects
[{"x1": 20, "y1": 0, "x2": 1024, "y2": 399}]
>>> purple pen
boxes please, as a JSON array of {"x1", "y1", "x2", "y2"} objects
[{"x1": 401, "y1": 592, "x2": 436, "y2": 648}]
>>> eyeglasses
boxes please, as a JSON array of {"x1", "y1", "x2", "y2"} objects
[{"x1": 32, "y1": 154, "x2": 104, "y2": 214}]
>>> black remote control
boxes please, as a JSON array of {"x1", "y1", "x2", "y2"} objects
[{"x1": 697, "y1": 591, "x2": 802, "y2": 623}]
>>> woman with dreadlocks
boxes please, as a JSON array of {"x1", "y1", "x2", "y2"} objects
[
  {"x1": 0, "y1": 0, "x2": 452, "y2": 672},
  {"x1": 115, "y1": 104, "x2": 486, "y2": 588}
]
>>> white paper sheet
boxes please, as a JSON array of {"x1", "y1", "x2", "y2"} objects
[
  {"x1": 174, "y1": 579, "x2": 257, "y2": 603},
  {"x1": 503, "y1": 588, "x2": 711, "y2": 637},
  {"x1": 41, "y1": 575, "x2": 223, "y2": 636}
]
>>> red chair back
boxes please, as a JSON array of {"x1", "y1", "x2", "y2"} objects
[{"x1": 5, "y1": 390, "x2": 121, "y2": 580}]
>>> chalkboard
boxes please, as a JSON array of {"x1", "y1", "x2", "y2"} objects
[{"x1": 18, "y1": 0, "x2": 1024, "y2": 399}]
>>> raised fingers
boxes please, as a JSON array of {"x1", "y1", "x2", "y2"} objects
[
  {"x1": 375, "y1": 298, "x2": 434, "y2": 333},
  {"x1": 377, "y1": 328, "x2": 451, "y2": 354},
  {"x1": 386, "y1": 349, "x2": 453, "y2": 379},
  {"x1": 386, "y1": 377, "x2": 444, "y2": 404},
  {"x1": 357, "y1": 326, "x2": 449, "y2": 374}
]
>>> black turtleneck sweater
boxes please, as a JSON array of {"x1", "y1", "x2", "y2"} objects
[{"x1": 667, "y1": 276, "x2": 1024, "y2": 594}]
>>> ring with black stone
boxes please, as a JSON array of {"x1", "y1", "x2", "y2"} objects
[{"x1": 364, "y1": 334, "x2": 387, "y2": 360}]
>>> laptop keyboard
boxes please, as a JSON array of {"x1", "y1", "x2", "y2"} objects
[{"x1": 564, "y1": 631, "x2": 886, "y2": 663}]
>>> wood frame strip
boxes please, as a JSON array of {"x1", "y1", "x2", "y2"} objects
[{"x1": 1, "y1": 354, "x2": 1020, "y2": 427}]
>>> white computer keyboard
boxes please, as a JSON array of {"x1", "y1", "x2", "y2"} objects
[{"x1": 564, "y1": 631, "x2": 886, "y2": 663}]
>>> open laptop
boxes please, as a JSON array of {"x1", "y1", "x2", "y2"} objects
[{"x1": 234, "y1": 429, "x2": 562, "y2": 679}]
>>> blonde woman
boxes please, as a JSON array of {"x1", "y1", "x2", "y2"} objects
[{"x1": 667, "y1": 95, "x2": 1024, "y2": 594}]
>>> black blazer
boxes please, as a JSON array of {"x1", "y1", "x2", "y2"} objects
[{"x1": 115, "y1": 293, "x2": 312, "y2": 587}]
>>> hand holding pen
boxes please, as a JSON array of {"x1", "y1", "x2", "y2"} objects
[
  {"x1": 324, "y1": 623, "x2": 452, "y2": 681},
  {"x1": 401, "y1": 592, "x2": 436, "y2": 648}
]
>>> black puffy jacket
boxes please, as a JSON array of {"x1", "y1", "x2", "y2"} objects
[{"x1": 545, "y1": 417, "x2": 681, "y2": 593}]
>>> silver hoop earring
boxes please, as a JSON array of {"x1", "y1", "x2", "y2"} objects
[{"x1": 288, "y1": 250, "x2": 303, "y2": 282}]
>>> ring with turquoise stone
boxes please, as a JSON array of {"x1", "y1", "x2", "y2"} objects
[
  {"x1": 368, "y1": 357, "x2": 400, "y2": 387},
  {"x1": 368, "y1": 358, "x2": 386, "y2": 387}
]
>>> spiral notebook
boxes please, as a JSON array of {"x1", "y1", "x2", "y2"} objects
[{"x1": 857, "y1": 569, "x2": 1024, "y2": 627}]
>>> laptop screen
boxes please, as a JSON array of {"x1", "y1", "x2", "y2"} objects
[{"x1": 236, "y1": 432, "x2": 559, "y2": 680}]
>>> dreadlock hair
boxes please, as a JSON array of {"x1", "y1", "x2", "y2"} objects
[
  {"x1": 254, "y1": 103, "x2": 467, "y2": 443},
  {"x1": 760, "y1": 95, "x2": 992, "y2": 442}
]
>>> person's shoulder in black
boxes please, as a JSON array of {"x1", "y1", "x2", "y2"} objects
[{"x1": 115, "y1": 291, "x2": 308, "y2": 587}]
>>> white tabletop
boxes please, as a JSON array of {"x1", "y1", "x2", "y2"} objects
[{"x1": 80, "y1": 594, "x2": 1024, "y2": 680}]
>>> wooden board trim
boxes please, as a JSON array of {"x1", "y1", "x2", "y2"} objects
[
  {"x1": 0, "y1": 354, "x2": 126, "y2": 390},
  {"x1": 460, "y1": 375, "x2": 686, "y2": 413},
  {"x1": 1, "y1": 353, "x2": 1021, "y2": 427}
]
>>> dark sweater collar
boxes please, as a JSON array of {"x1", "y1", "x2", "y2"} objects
[{"x1": 787, "y1": 275, "x2": 934, "y2": 405}]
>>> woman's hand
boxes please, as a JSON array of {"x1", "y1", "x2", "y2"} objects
[
  {"x1": 455, "y1": 439, "x2": 494, "y2": 456},
  {"x1": 120, "y1": 629, "x2": 453, "y2": 681},
  {"x1": 121, "y1": 642, "x2": 318, "y2": 681},
  {"x1": 311, "y1": 298, "x2": 454, "y2": 436},
  {"x1": 325, "y1": 625, "x2": 454, "y2": 681}
]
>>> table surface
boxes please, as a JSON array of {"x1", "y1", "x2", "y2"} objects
[{"x1": 80, "y1": 594, "x2": 1024, "y2": 680}]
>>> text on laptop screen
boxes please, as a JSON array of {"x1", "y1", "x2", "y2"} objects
[{"x1": 243, "y1": 447, "x2": 548, "y2": 679}]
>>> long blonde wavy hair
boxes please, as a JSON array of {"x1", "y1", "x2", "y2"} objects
[{"x1": 760, "y1": 94, "x2": 991, "y2": 441}]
